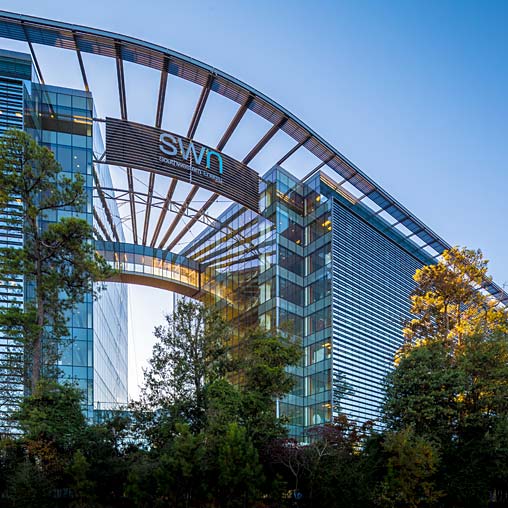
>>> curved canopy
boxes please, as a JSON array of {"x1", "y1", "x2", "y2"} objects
[{"x1": 0, "y1": 10, "x2": 506, "y2": 305}]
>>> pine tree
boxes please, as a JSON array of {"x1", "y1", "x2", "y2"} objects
[
  {"x1": 383, "y1": 247, "x2": 508, "y2": 507},
  {"x1": 0, "y1": 129, "x2": 111, "y2": 400}
]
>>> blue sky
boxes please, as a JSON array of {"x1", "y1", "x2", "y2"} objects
[{"x1": 2, "y1": 0, "x2": 507, "y2": 395}]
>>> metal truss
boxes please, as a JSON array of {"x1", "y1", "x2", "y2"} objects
[
  {"x1": 96, "y1": 187, "x2": 219, "y2": 231},
  {"x1": 92, "y1": 168, "x2": 121, "y2": 242}
]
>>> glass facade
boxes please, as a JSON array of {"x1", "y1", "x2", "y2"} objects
[
  {"x1": 181, "y1": 203, "x2": 267, "y2": 352},
  {"x1": 188, "y1": 165, "x2": 434, "y2": 437},
  {"x1": 0, "y1": 50, "x2": 127, "y2": 427},
  {"x1": 93, "y1": 280, "x2": 128, "y2": 406},
  {"x1": 0, "y1": 49, "x2": 441, "y2": 439},
  {"x1": 98, "y1": 241, "x2": 200, "y2": 293},
  {"x1": 0, "y1": 50, "x2": 31, "y2": 430},
  {"x1": 26, "y1": 82, "x2": 96, "y2": 416},
  {"x1": 261, "y1": 167, "x2": 435, "y2": 434},
  {"x1": 92, "y1": 123, "x2": 128, "y2": 408},
  {"x1": 329, "y1": 190, "x2": 432, "y2": 426},
  {"x1": 259, "y1": 167, "x2": 333, "y2": 436}
]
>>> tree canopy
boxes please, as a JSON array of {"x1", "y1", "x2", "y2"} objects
[
  {"x1": 1, "y1": 161, "x2": 507, "y2": 508},
  {"x1": 382, "y1": 247, "x2": 508, "y2": 507}
]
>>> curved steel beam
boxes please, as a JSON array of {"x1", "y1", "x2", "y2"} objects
[
  {"x1": 166, "y1": 193, "x2": 219, "y2": 252},
  {"x1": 150, "y1": 179, "x2": 177, "y2": 247},
  {"x1": 0, "y1": 10, "x2": 446, "y2": 252},
  {"x1": 93, "y1": 168, "x2": 121, "y2": 242},
  {"x1": 0, "y1": 12, "x2": 439, "y2": 239},
  {"x1": 95, "y1": 186, "x2": 218, "y2": 229},
  {"x1": 0, "y1": 10, "x2": 506, "y2": 305},
  {"x1": 158, "y1": 185, "x2": 199, "y2": 249}
]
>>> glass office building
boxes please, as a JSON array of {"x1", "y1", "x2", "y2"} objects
[
  {"x1": 179, "y1": 164, "x2": 434, "y2": 436},
  {"x1": 0, "y1": 48, "x2": 439, "y2": 435},
  {"x1": 0, "y1": 49, "x2": 29, "y2": 427},
  {"x1": 0, "y1": 13, "x2": 505, "y2": 441},
  {"x1": 268, "y1": 166, "x2": 429, "y2": 433},
  {"x1": 0, "y1": 49, "x2": 127, "y2": 429}
]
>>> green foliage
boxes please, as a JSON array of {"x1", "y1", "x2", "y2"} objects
[
  {"x1": 383, "y1": 247, "x2": 508, "y2": 507},
  {"x1": 383, "y1": 340, "x2": 462, "y2": 440},
  {"x1": 125, "y1": 300, "x2": 302, "y2": 506},
  {"x1": 14, "y1": 380, "x2": 87, "y2": 445},
  {"x1": 3, "y1": 239, "x2": 508, "y2": 507},
  {"x1": 0, "y1": 380, "x2": 132, "y2": 507},
  {"x1": 376, "y1": 427, "x2": 442, "y2": 508},
  {"x1": 213, "y1": 422, "x2": 264, "y2": 507},
  {"x1": 68, "y1": 450, "x2": 96, "y2": 508},
  {"x1": 241, "y1": 326, "x2": 301, "y2": 399},
  {"x1": 126, "y1": 422, "x2": 207, "y2": 507},
  {"x1": 270, "y1": 415, "x2": 376, "y2": 507},
  {"x1": 239, "y1": 327, "x2": 301, "y2": 447},
  {"x1": 4, "y1": 458, "x2": 53, "y2": 508},
  {"x1": 139, "y1": 299, "x2": 231, "y2": 434},
  {"x1": 205, "y1": 378, "x2": 242, "y2": 434}
]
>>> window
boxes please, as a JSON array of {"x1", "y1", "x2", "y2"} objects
[
  {"x1": 307, "y1": 275, "x2": 331, "y2": 304},
  {"x1": 260, "y1": 281, "x2": 273, "y2": 304},
  {"x1": 308, "y1": 403, "x2": 331, "y2": 425},
  {"x1": 307, "y1": 244, "x2": 331, "y2": 274},
  {"x1": 279, "y1": 402, "x2": 304, "y2": 426},
  {"x1": 279, "y1": 246, "x2": 303, "y2": 276},
  {"x1": 307, "y1": 371, "x2": 331, "y2": 395},
  {"x1": 306, "y1": 341, "x2": 332, "y2": 365},
  {"x1": 278, "y1": 210, "x2": 304, "y2": 244},
  {"x1": 307, "y1": 308, "x2": 331, "y2": 334},
  {"x1": 280, "y1": 308, "x2": 303, "y2": 337},
  {"x1": 306, "y1": 213, "x2": 331, "y2": 245},
  {"x1": 280, "y1": 278, "x2": 303, "y2": 306}
]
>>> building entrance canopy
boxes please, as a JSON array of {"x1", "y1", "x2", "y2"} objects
[{"x1": 0, "y1": 9, "x2": 505, "y2": 304}]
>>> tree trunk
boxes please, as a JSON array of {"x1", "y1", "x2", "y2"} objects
[
  {"x1": 31, "y1": 283, "x2": 44, "y2": 392},
  {"x1": 30, "y1": 208, "x2": 44, "y2": 393}
]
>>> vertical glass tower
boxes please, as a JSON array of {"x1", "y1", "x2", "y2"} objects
[
  {"x1": 183, "y1": 165, "x2": 434, "y2": 437},
  {"x1": 0, "y1": 49, "x2": 31, "y2": 428},
  {"x1": 25, "y1": 81, "x2": 97, "y2": 417},
  {"x1": 257, "y1": 166, "x2": 434, "y2": 435},
  {"x1": 0, "y1": 50, "x2": 128, "y2": 427},
  {"x1": 259, "y1": 167, "x2": 333, "y2": 437}
]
